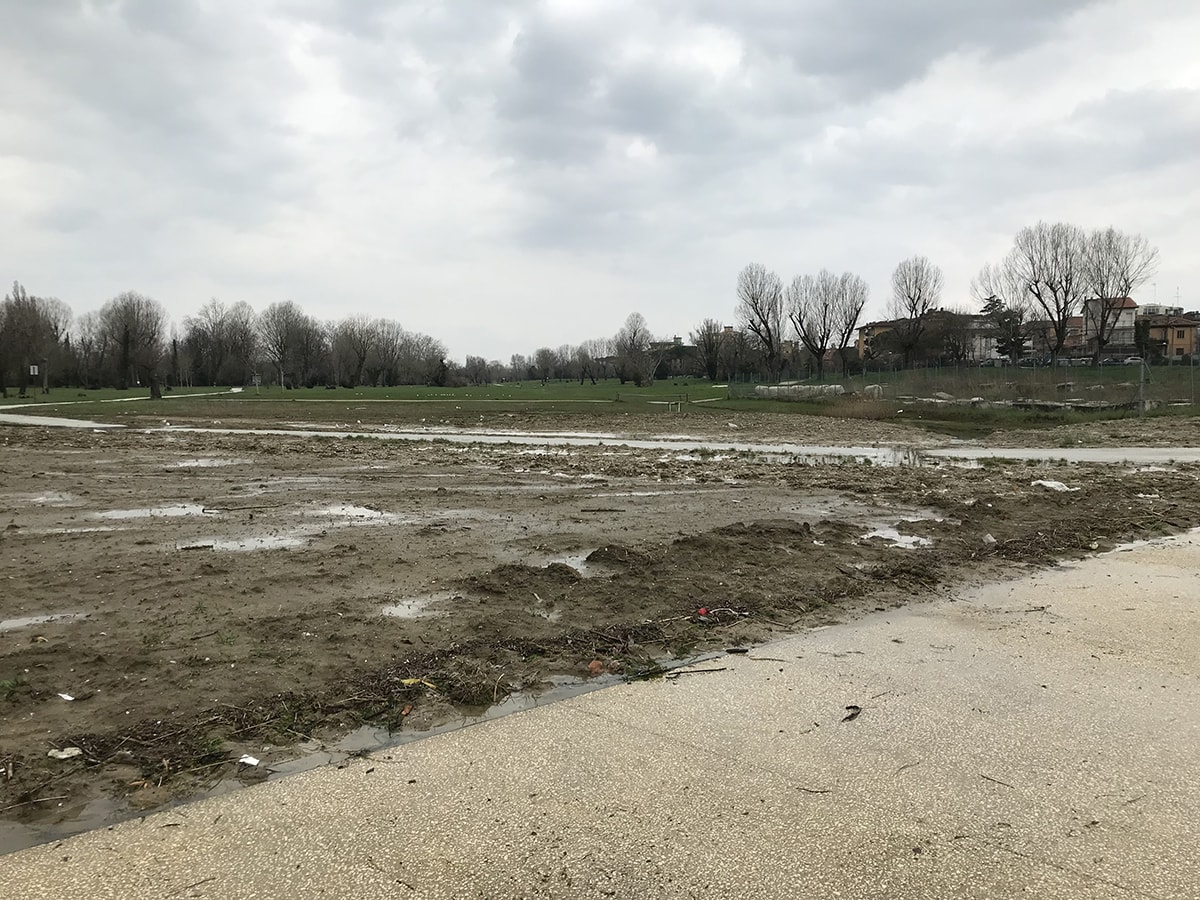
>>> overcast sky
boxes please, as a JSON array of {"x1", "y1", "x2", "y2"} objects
[{"x1": 2, "y1": 0, "x2": 1198, "y2": 361}]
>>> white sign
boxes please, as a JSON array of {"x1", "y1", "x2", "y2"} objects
[{"x1": 29, "y1": 365, "x2": 39, "y2": 376}]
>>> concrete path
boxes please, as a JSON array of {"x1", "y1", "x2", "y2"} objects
[{"x1": 1, "y1": 536, "x2": 1196, "y2": 899}]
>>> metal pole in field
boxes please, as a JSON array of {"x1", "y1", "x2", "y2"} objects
[
  {"x1": 1139, "y1": 361, "x2": 1146, "y2": 417},
  {"x1": 1193, "y1": 330, "x2": 1198, "y2": 407}
]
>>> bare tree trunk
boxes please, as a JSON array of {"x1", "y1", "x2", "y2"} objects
[{"x1": 118, "y1": 325, "x2": 131, "y2": 391}]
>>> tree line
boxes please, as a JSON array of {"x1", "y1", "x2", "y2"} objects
[
  {"x1": 971, "y1": 222, "x2": 1159, "y2": 364},
  {"x1": 0, "y1": 221, "x2": 1160, "y2": 396},
  {"x1": 0, "y1": 291, "x2": 452, "y2": 397},
  {"x1": 732, "y1": 220, "x2": 1159, "y2": 377}
]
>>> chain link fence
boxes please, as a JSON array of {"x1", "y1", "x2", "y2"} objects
[{"x1": 728, "y1": 361, "x2": 1200, "y2": 411}]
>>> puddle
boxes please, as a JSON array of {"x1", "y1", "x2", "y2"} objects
[
  {"x1": 862, "y1": 526, "x2": 934, "y2": 549},
  {"x1": 0, "y1": 611, "x2": 88, "y2": 633},
  {"x1": 588, "y1": 490, "x2": 704, "y2": 498},
  {"x1": 97, "y1": 504, "x2": 211, "y2": 520},
  {"x1": 0, "y1": 657, "x2": 702, "y2": 854},
  {"x1": 276, "y1": 674, "x2": 623, "y2": 778},
  {"x1": 925, "y1": 447, "x2": 1200, "y2": 464},
  {"x1": 542, "y1": 552, "x2": 595, "y2": 574},
  {"x1": 0, "y1": 794, "x2": 125, "y2": 857},
  {"x1": 11, "y1": 417, "x2": 1200, "y2": 467},
  {"x1": 13, "y1": 491, "x2": 80, "y2": 506},
  {"x1": 380, "y1": 591, "x2": 460, "y2": 619},
  {"x1": 245, "y1": 476, "x2": 340, "y2": 493},
  {"x1": 173, "y1": 458, "x2": 250, "y2": 468},
  {"x1": 177, "y1": 535, "x2": 309, "y2": 552},
  {"x1": 154, "y1": 425, "x2": 941, "y2": 465},
  {"x1": 305, "y1": 504, "x2": 393, "y2": 519},
  {"x1": 27, "y1": 526, "x2": 121, "y2": 536},
  {"x1": 0, "y1": 412, "x2": 123, "y2": 429},
  {"x1": 212, "y1": 536, "x2": 307, "y2": 552}
]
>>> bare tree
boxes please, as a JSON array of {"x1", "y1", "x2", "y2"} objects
[
  {"x1": 689, "y1": 318, "x2": 723, "y2": 382},
  {"x1": 1, "y1": 284, "x2": 72, "y2": 396},
  {"x1": 294, "y1": 316, "x2": 331, "y2": 387},
  {"x1": 554, "y1": 344, "x2": 579, "y2": 382},
  {"x1": 71, "y1": 311, "x2": 108, "y2": 389},
  {"x1": 735, "y1": 264, "x2": 784, "y2": 380},
  {"x1": 38, "y1": 297, "x2": 72, "y2": 394},
  {"x1": 0, "y1": 298, "x2": 7, "y2": 397},
  {"x1": 927, "y1": 308, "x2": 974, "y2": 365},
  {"x1": 887, "y1": 256, "x2": 944, "y2": 367},
  {"x1": 1082, "y1": 227, "x2": 1159, "y2": 363},
  {"x1": 972, "y1": 263, "x2": 1031, "y2": 362},
  {"x1": 786, "y1": 271, "x2": 839, "y2": 380},
  {"x1": 832, "y1": 273, "x2": 869, "y2": 377},
  {"x1": 573, "y1": 341, "x2": 601, "y2": 384},
  {"x1": 720, "y1": 328, "x2": 755, "y2": 379},
  {"x1": 224, "y1": 301, "x2": 258, "y2": 385},
  {"x1": 613, "y1": 312, "x2": 665, "y2": 386},
  {"x1": 589, "y1": 337, "x2": 615, "y2": 380},
  {"x1": 463, "y1": 355, "x2": 490, "y2": 385},
  {"x1": 1007, "y1": 221, "x2": 1087, "y2": 363},
  {"x1": 258, "y1": 301, "x2": 305, "y2": 388},
  {"x1": 509, "y1": 353, "x2": 530, "y2": 382},
  {"x1": 184, "y1": 299, "x2": 233, "y2": 386},
  {"x1": 583, "y1": 338, "x2": 613, "y2": 383},
  {"x1": 99, "y1": 291, "x2": 167, "y2": 396},
  {"x1": 333, "y1": 314, "x2": 379, "y2": 386},
  {"x1": 533, "y1": 347, "x2": 556, "y2": 384},
  {"x1": 372, "y1": 319, "x2": 406, "y2": 385},
  {"x1": 396, "y1": 331, "x2": 446, "y2": 385}
]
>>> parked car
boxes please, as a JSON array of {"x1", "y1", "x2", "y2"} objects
[
  {"x1": 1101, "y1": 357, "x2": 1123, "y2": 366},
  {"x1": 1123, "y1": 356, "x2": 1144, "y2": 366}
]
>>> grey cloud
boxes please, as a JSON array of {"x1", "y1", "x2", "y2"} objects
[
  {"x1": 2, "y1": 0, "x2": 310, "y2": 231},
  {"x1": 1067, "y1": 87, "x2": 1200, "y2": 170},
  {"x1": 31, "y1": 205, "x2": 104, "y2": 235},
  {"x1": 680, "y1": 0, "x2": 1100, "y2": 101},
  {"x1": 965, "y1": 86, "x2": 1200, "y2": 204},
  {"x1": 480, "y1": 2, "x2": 1103, "y2": 253}
]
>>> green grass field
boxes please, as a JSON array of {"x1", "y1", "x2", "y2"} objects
[
  {"x1": 3, "y1": 368, "x2": 1196, "y2": 438},
  {"x1": 1, "y1": 379, "x2": 722, "y2": 405}
]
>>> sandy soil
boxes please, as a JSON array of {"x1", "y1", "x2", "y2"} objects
[{"x1": 2, "y1": 412, "x2": 1199, "y2": 849}]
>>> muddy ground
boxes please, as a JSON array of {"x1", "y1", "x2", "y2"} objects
[{"x1": 2, "y1": 411, "x2": 1199, "y2": 850}]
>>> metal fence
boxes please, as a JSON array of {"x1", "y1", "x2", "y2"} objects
[{"x1": 731, "y1": 360, "x2": 1200, "y2": 410}]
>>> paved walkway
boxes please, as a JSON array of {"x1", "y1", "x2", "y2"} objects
[{"x1": 1, "y1": 535, "x2": 1196, "y2": 899}]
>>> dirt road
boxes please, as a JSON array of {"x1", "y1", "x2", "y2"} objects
[{"x1": 2, "y1": 413, "x2": 1198, "y2": 850}]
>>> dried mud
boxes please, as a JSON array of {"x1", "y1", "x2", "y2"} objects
[{"x1": 1, "y1": 416, "x2": 1199, "y2": 850}]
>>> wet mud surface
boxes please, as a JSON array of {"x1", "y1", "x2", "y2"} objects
[{"x1": 2, "y1": 417, "x2": 1199, "y2": 851}]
